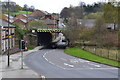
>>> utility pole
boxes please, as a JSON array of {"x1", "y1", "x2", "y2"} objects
[
  {"x1": 7, "y1": 0, "x2": 10, "y2": 67},
  {"x1": 26, "y1": 8, "x2": 29, "y2": 30}
]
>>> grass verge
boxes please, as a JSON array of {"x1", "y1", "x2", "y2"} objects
[
  {"x1": 64, "y1": 47, "x2": 120, "y2": 67},
  {"x1": 27, "y1": 45, "x2": 34, "y2": 50}
]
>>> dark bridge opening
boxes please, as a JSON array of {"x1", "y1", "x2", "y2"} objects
[{"x1": 37, "y1": 32, "x2": 52, "y2": 46}]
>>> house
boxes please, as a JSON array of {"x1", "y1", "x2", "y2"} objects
[
  {"x1": 41, "y1": 15, "x2": 54, "y2": 20},
  {"x1": 13, "y1": 19, "x2": 27, "y2": 25},
  {"x1": 2, "y1": 14, "x2": 14, "y2": 24},
  {"x1": 77, "y1": 19, "x2": 118, "y2": 30},
  {"x1": 13, "y1": 14, "x2": 28, "y2": 20},
  {"x1": 41, "y1": 15, "x2": 58, "y2": 28},
  {"x1": 106, "y1": 23, "x2": 118, "y2": 30},
  {"x1": 0, "y1": 19, "x2": 16, "y2": 54},
  {"x1": 29, "y1": 9, "x2": 48, "y2": 19},
  {"x1": 12, "y1": 14, "x2": 36, "y2": 29},
  {"x1": 13, "y1": 14, "x2": 35, "y2": 28},
  {"x1": 77, "y1": 19, "x2": 96, "y2": 28}
]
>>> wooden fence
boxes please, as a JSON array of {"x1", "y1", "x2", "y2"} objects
[{"x1": 84, "y1": 46, "x2": 120, "y2": 61}]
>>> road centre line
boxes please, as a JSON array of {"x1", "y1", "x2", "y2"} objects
[
  {"x1": 64, "y1": 63, "x2": 74, "y2": 68},
  {"x1": 43, "y1": 50, "x2": 66, "y2": 69}
]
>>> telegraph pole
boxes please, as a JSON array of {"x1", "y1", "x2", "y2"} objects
[{"x1": 7, "y1": 0, "x2": 10, "y2": 67}]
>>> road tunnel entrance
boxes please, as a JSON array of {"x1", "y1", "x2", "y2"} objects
[
  {"x1": 36, "y1": 29, "x2": 63, "y2": 48},
  {"x1": 37, "y1": 32, "x2": 52, "y2": 46}
]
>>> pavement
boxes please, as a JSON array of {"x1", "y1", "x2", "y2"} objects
[{"x1": 0, "y1": 46, "x2": 43, "y2": 79}]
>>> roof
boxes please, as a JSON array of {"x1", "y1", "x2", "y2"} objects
[
  {"x1": 13, "y1": 19, "x2": 27, "y2": 24},
  {"x1": 23, "y1": 14, "x2": 27, "y2": 17},
  {"x1": 41, "y1": 15, "x2": 54, "y2": 20},
  {"x1": 41, "y1": 10, "x2": 49, "y2": 15},
  {"x1": 4, "y1": 14, "x2": 14, "y2": 19},
  {"x1": 29, "y1": 9, "x2": 46, "y2": 17},
  {"x1": 0, "y1": 19, "x2": 15, "y2": 28},
  {"x1": 14, "y1": 14, "x2": 28, "y2": 20},
  {"x1": 20, "y1": 19, "x2": 27, "y2": 23},
  {"x1": 43, "y1": 18, "x2": 56, "y2": 25},
  {"x1": 6, "y1": 19, "x2": 14, "y2": 23}
]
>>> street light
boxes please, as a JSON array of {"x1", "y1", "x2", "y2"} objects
[
  {"x1": 7, "y1": 0, "x2": 10, "y2": 67},
  {"x1": 26, "y1": 5, "x2": 29, "y2": 30}
]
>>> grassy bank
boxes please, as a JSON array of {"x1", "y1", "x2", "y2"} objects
[
  {"x1": 64, "y1": 48, "x2": 120, "y2": 67},
  {"x1": 10, "y1": 11, "x2": 32, "y2": 16}
]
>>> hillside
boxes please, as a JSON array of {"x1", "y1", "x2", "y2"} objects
[
  {"x1": 2, "y1": 1, "x2": 34, "y2": 16},
  {"x1": 11, "y1": 11, "x2": 32, "y2": 16}
]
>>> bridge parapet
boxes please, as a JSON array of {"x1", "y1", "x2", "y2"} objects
[{"x1": 36, "y1": 29, "x2": 63, "y2": 33}]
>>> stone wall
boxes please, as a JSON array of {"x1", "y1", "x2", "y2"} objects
[{"x1": 24, "y1": 33, "x2": 38, "y2": 48}]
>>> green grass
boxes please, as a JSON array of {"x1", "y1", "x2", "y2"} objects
[
  {"x1": 10, "y1": 11, "x2": 32, "y2": 16},
  {"x1": 27, "y1": 45, "x2": 34, "y2": 50},
  {"x1": 64, "y1": 48, "x2": 120, "y2": 67}
]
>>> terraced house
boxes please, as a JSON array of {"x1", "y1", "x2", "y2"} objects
[{"x1": 0, "y1": 19, "x2": 16, "y2": 54}]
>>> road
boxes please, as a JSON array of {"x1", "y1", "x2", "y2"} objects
[{"x1": 24, "y1": 49, "x2": 118, "y2": 78}]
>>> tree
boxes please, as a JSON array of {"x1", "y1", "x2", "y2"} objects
[
  {"x1": 2, "y1": 1, "x2": 22, "y2": 12},
  {"x1": 22, "y1": 4, "x2": 29, "y2": 11},
  {"x1": 14, "y1": 24, "x2": 25, "y2": 39},
  {"x1": 60, "y1": 7, "x2": 71, "y2": 18},
  {"x1": 29, "y1": 5, "x2": 35, "y2": 12},
  {"x1": 63, "y1": 26, "x2": 80, "y2": 46},
  {"x1": 84, "y1": 12, "x2": 103, "y2": 19},
  {"x1": 60, "y1": 2, "x2": 103, "y2": 20},
  {"x1": 103, "y1": 2, "x2": 118, "y2": 30}
]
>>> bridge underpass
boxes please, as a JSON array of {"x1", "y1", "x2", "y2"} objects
[
  {"x1": 37, "y1": 32, "x2": 52, "y2": 46},
  {"x1": 36, "y1": 29, "x2": 62, "y2": 48}
]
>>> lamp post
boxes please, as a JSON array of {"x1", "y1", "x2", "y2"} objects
[
  {"x1": 7, "y1": 0, "x2": 10, "y2": 67},
  {"x1": 26, "y1": 7, "x2": 29, "y2": 30}
]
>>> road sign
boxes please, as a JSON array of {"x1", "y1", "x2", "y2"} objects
[{"x1": 8, "y1": 36, "x2": 12, "y2": 38}]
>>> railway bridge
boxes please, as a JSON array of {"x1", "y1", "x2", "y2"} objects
[{"x1": 32, "y1": 29, "x2": 63, "y2": 47}]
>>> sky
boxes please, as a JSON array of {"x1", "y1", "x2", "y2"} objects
[{"x1": 2, "y1": 0, "x2": 103, "y2": 13}]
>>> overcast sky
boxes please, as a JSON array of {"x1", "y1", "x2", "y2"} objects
[{"x1": 2, "y1": 0, "x2": 103, "y2": 13}]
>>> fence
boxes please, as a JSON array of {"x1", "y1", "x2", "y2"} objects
[{"x1": 84, "y1": 46, "x2": 119, "y2": 61}]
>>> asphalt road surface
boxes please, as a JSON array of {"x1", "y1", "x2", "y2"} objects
[{"x1": 24, "y1": 49, "x2": 118, "y2": 78}]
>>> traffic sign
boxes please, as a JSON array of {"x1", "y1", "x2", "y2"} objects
[{"x1": 8, "y1": 36, "x2": 12, "y2": 38}]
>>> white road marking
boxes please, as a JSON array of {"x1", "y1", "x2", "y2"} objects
[
  {"x1": 88, "y1": 63, "x2": 101, "y2": 67},
  {"x1": 61, "y1": 58, "x2": 67, "y2": 61},
  {"x1": 43, "y1": 50, "x2": 118, "y2": 70},
  {"x1": 64, "y1": 63, "x2": 74, "y2": 68},
  {"x1": 43, "y1": 50, "x2": 66, "y2": 69},
  {"x1": 64, "y1": 68, "x2": 118, "y2": 70},
  {"x1": 70, "y1": 59, "x2": 79, "y2": 63},
  {"x1": 70, "y1": 59, "x2": 90, "y2": 63},
  {"x1": 78, "y1": 59, "x2": 90, "y2": 62}
]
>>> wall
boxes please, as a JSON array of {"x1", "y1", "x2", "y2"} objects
[{"x1": 0, "y1": 27, "x2": 1, "y2": 54}]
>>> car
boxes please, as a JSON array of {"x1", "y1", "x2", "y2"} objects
[{"x1": 51, "y1": 39, "x2": 68, "y2": 49}]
